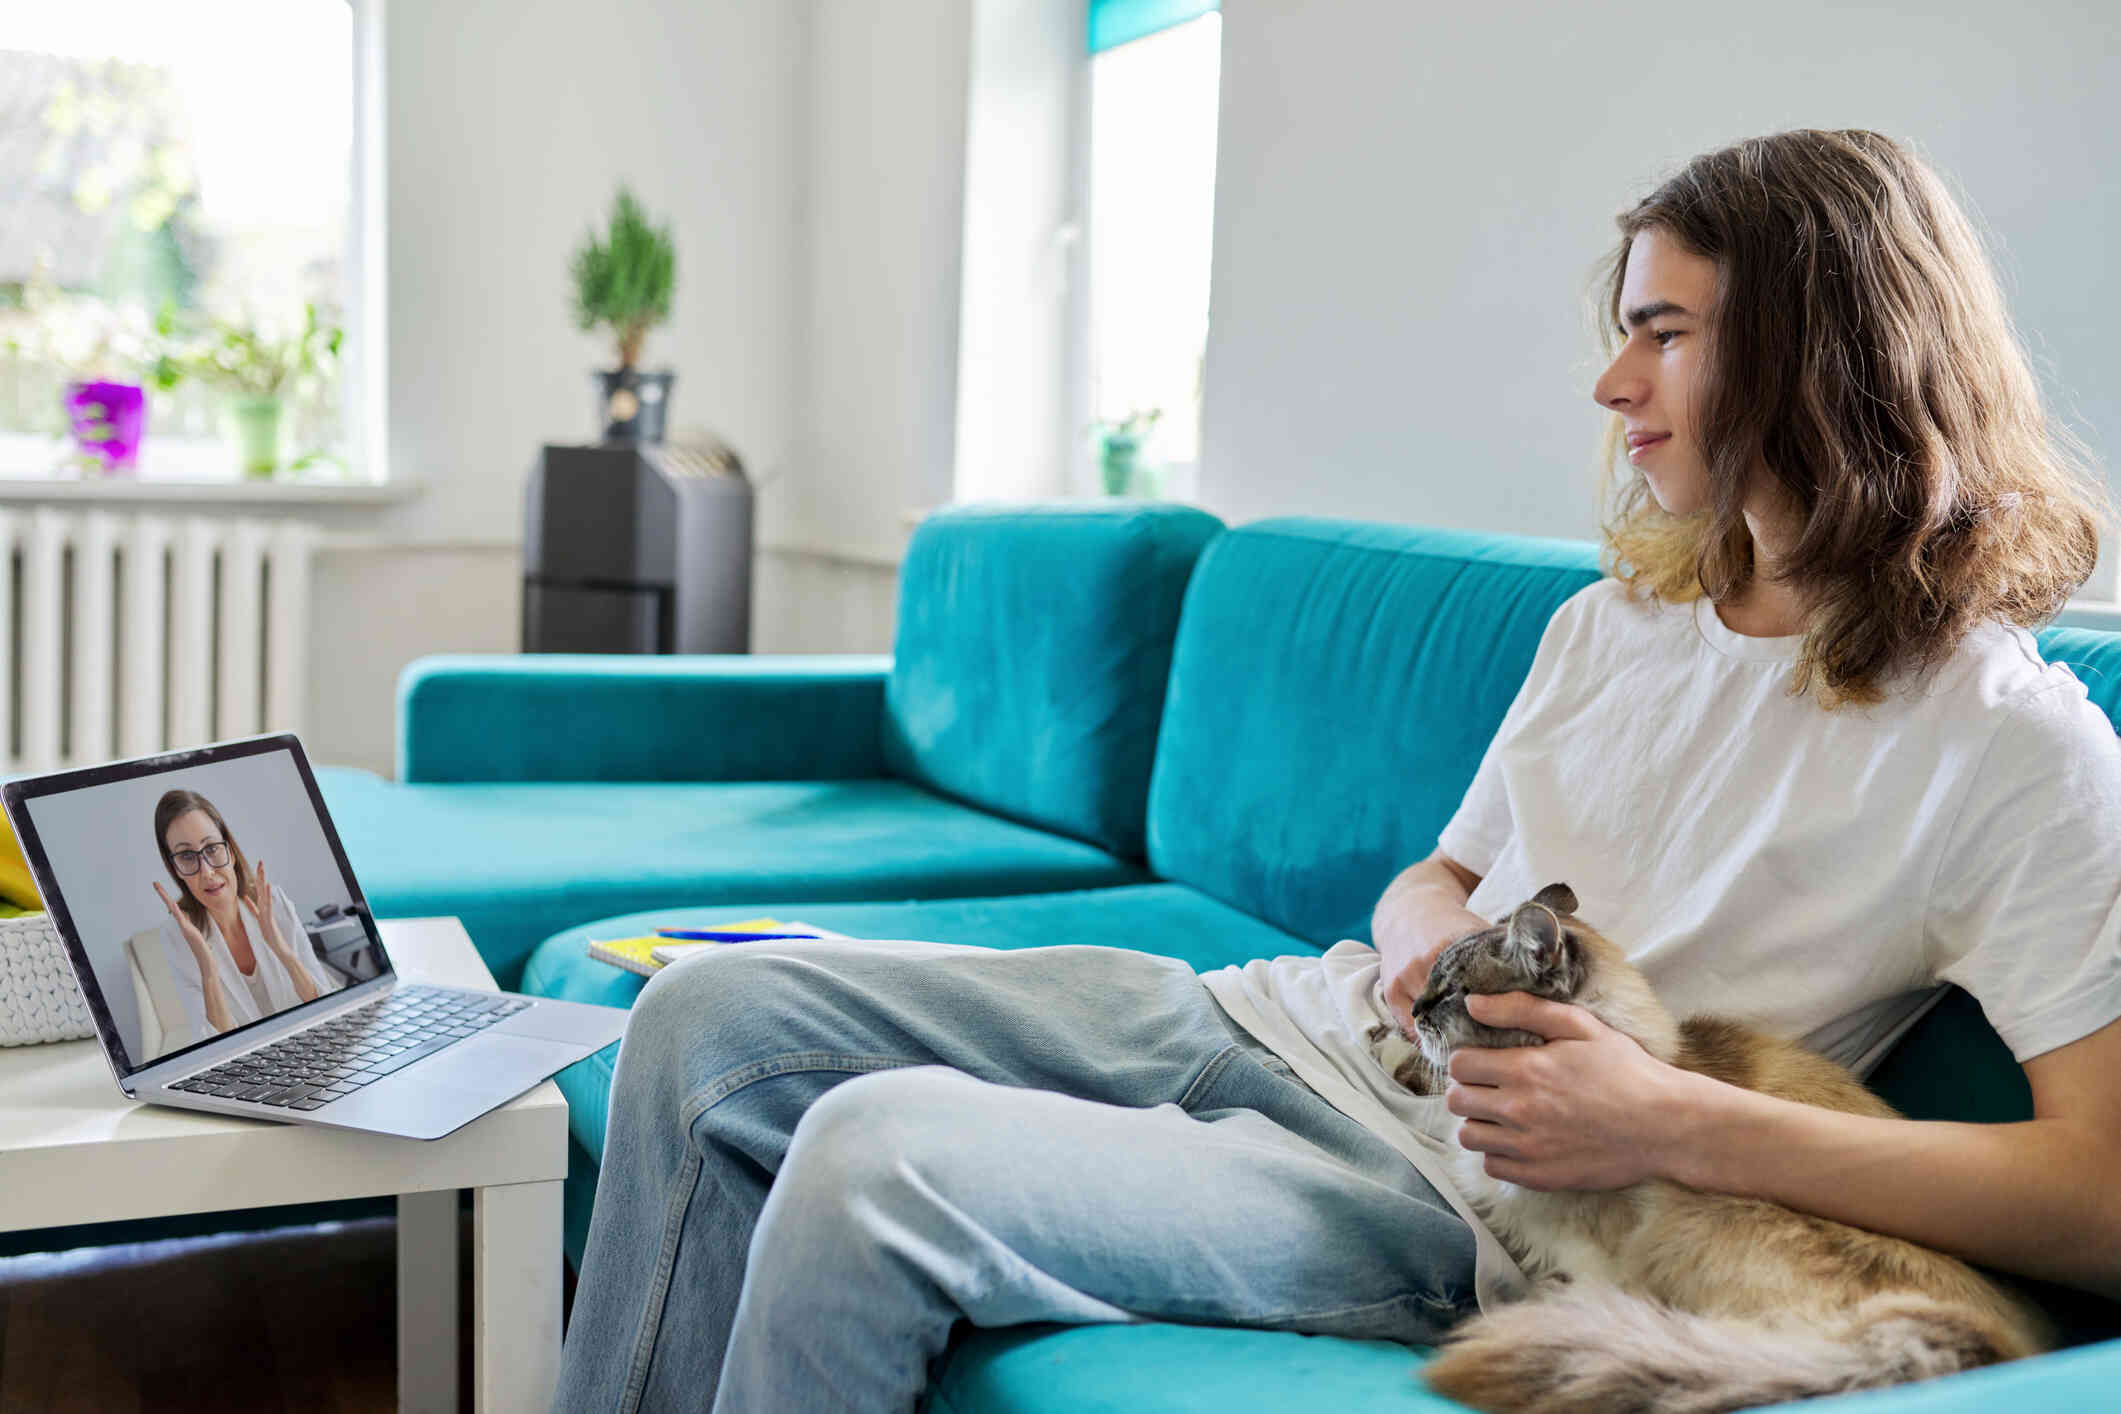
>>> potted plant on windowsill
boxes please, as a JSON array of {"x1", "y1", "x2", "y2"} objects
[
  {"x1": 155, "y1": 303, "x2": 343, "y2": 479},
  {"x1": 1093, "y1": 408, "x2": 1162, "y2": 496},
  {"x1": 570, "y1": 187, "x2": 678, "y2": 444},
  {"x1": 1, "y1": 277, "x2": 163, "y2": 477}
]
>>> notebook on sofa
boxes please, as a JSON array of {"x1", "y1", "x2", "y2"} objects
[{"x1": 587, "y1": 918, "x2": 851, "y2": 977}]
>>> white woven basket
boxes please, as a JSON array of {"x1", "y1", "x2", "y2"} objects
[{"x1": 0, "y1": 913, "x2": 97, "y2": 1046}]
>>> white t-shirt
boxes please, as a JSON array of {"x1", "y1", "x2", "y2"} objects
[{"x1": 1199, "y1": 577, "x2": 2121, "y2": 1309}]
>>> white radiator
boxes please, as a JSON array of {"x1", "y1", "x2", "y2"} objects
[{"x1": 0, "y1": 508, "x2": 313, "y2": 773}]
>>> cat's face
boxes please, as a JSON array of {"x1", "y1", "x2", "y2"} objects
[{"x1": 1409, "y1": 882, "x2": 1590, "y2": 1071}]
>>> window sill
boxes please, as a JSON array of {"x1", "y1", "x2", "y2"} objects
[
  {"x1": 2052, "y1": 600, "x2": 2121, "y2": 634},
  {"x1": 0, "y1": 475, "x2": 419, "y2": 507},
  {"x1": 0, "y1": 433, "x2": 414, "y2": 508}
]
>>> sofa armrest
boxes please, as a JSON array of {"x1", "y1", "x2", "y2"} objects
[{"x1": 397, "y1": 654, "x2": 892, "y2": 783}]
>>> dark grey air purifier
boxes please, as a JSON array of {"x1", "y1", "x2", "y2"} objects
[{"x1": 521, "y1": 443, "x2": 752, "y2": 654}]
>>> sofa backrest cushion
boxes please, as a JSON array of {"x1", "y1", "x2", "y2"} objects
[
  {"x1": 885, "y1": 503, "x2": 1224, "y2": 859},
  {"x1": 1146, "y1": 519, "x2": 1602, "y2": 944},
  {"x1": 2032, "y1": 625, "x2": 2121, "y2": 724}
]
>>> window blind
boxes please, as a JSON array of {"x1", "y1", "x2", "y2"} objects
[{"x1": 1088, "y1": 0, "x2": 1218, "y2": 54}]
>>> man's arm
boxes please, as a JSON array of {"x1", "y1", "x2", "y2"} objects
[
  {"x1": 1371, "y1": 851, "x2": 1492, "y2": 1027},
  {"x1": 1448, "y1": 993, "x2": 2121, "y2": 1300},
  {"x1": 1671, "y1": 1011, "x2": 2121, "y2": 1299}
]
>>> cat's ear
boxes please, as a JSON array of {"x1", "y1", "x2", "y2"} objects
[
  {"x1": 1505, "y1": 901, "x2": 1565, "y2": 969},
  {"x1": 1530, "y1": 882, "x2": 1578, "y2": 917}
]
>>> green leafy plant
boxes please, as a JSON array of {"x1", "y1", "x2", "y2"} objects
[
  {"x1": 152, "y1": 302, "x2": 342, "y2": 398},
  {"x1": 1094, "y1": 407, "x2": 1162, "y2": 450},
  {"x1": 570, "y1": 187, "x2": 676, "y2": 370}
]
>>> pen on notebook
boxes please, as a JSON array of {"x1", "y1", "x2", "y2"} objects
[{"x1": 653, "y1": 929, "x2": 823, "y2": 942}]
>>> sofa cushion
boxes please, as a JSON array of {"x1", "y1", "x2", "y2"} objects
[
  {"x1": 2033, "y1": 625, "x2": 2121, "y2": 723},
  {"x1": 1146, "y1": 519, "x2": 1602, "y2": 945},
  {"x1": 516, "y1": 882, "x2": 1314, "y2": 1169},
  {"x1": 930, "y1": 1325, "x2": 2121, "y2": 1414},
  {"x1": 314, "y1": 768, "x2": 1149, "y2": 990},
  {"x1": 884, "y1": 503, "x2": 1224, "y2": 860},
  {"x1": 926, "y1": 1323, "x2": 1451, "y2": 1413}
]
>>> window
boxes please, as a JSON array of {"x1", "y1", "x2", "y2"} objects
[
  {"x1": 0, "y1": 1, "x2": 367, "y2": 484},
  {"x1": 1085, "y1": 2, "x2": 1220, "y2": 499}
]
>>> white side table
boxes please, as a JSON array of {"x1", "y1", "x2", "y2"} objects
[{"x1": 0, "y1": 916, "x2": 571, "y2": 1414}]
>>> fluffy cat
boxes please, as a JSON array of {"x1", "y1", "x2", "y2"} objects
[{"x1": 1365, "y1": 882, "x2": 2051, "y2": 1414}]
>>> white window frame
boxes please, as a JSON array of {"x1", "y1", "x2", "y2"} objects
[
  {"x1": 1073, "y1": 11, "x2": 1221, "y2": 505},
  {"x1": 0, "y1": 0, "x2": 391, "y2": 502}
]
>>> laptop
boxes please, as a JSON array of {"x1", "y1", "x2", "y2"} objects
[{"x1": 2, "y1": 732, "x2": 631, "y2": 1141}]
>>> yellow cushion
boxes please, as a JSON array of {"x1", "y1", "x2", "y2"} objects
[{"x1": 0, "y1": 811, "x2": 44, "y2": 912}]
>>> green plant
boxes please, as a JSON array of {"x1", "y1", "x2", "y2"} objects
[
  {"x1": 1095, "y1": 408, "x2": 1162, "y2": 449},
  {"x1": 153, "y1": 302, "x2": 342, "y2": 399},
  {"x1": 570, "y1": 187, "x2": 677, "y2": 370}
]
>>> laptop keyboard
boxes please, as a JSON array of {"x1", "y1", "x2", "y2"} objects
[{"x1": 168, "y1": 985, "x2": 533, "y2": 1111}]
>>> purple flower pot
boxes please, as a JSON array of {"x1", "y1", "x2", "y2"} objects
[{"x1": 64, "y1": 381, "x2": 147, "y2": 475}]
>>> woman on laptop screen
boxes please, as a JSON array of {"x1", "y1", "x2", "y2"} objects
[{"x1": 151, "y1": 788, "x2": 344, "y2": 1043}]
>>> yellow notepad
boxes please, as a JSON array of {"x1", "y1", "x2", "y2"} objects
[
  {"x1": 586, "y1": 918, "x2": 837, "y2": 977},
  {"x1": 649, "y1": 922, "x2": 849, "y2": 967}
]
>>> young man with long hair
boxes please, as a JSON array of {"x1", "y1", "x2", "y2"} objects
[{"x1": 554, "y1": 129, "x2": 2121, "y2": 1413}]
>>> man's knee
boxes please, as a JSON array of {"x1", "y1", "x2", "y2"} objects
[
  {"x1": 627, "y1": 944, "x2": 823, "y2": 1058},
  {"x1": 773, "y1": 1065, "x2": 994, "y2": 1203}
]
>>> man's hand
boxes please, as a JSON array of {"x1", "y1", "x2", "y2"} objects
[
  {"x1": 1370, "y1": 853, "x2": 1490, "y2": 1031},
  {"x1": 1444, "y1": 990, "x2": 1703, "y2": 1191},
  {"x1": 1378, "y1": 910, "x2": 1489, "y2": 1031}
]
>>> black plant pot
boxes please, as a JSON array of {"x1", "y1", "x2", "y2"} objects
[{"x1": 596, "y1": 368, "x2": 675, "y2": 444}]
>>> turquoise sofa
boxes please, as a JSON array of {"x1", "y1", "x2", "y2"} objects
[{"x1": 318, "y1": 504, "x2": 2121, "y2": 1411}]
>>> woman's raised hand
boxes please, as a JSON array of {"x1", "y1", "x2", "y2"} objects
[
  {"x1": 245, "y1": 860, "x2": 288, "y2": 956},
  {"x1": 246, "y1": 859, "x2": 321, "y2": 1002},
  {"x1": 157, "y1": 879, "x2": 238, "y2": 1033},
  {"x1": 154, "y1": 881, "x2": 210, "y2": 964}
]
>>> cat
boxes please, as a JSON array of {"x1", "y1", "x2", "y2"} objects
[{"x1": 1362, "y1": 882, "x2": 2051, "y2": 1414}]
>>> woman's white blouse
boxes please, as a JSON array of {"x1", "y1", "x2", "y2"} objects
[{"x1": 160, "y1": 882, "x2": 345, "y2": 1046}]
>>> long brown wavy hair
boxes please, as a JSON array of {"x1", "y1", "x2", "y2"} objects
[
  {"x1": 154, "y1": 789, "x2": 255, "y2": 936},
  {"x1": 1594, "y1": 129, "x2": 2115, "y2": 708}
]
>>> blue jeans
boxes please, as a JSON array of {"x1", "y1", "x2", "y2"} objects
[{"x1": 551, "y1": 938, "x2": 1478, "y2": 1413}]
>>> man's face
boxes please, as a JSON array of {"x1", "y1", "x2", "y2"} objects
[{"x1": 1592, "y1": 228, "x2": 1718, "y2": 517}]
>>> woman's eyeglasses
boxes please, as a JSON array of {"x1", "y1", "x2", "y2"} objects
[{"x1": 170, "y1": 841, "x2": 232, "y2": 876}]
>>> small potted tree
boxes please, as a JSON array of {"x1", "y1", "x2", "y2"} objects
[{"x1": 570, "y1": 187, "x2": 678, "y2": 443}]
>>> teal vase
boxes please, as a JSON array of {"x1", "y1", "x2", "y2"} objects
[{"x1": 1099, "y1": 435, "x2": 1140, "y2": 496}]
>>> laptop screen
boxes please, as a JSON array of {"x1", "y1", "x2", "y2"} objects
[{"x1": 7, "y1": 736, "x2": 388, "y2": 1077}]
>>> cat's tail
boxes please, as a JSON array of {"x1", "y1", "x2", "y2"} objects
[{"x1": 1420, "y1": 1284, "x2": 2030, "y2": 1414}]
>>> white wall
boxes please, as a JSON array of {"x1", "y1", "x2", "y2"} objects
[
  {"x1": 1200, "y1": 0, "x2": 2121, "y2": 553},
  {"x1": 754, "y1": 547, "x2": 900, "y2": 655},
  {"x1": 378, "y1": 0, "x2": 806, "y2": 546},
  {"x1": 784, "y1": 0, "x2": 976, "y2": 564},
  {"x1": 304, "y1": 540, "x2": 522, "y2": 778},
  {"x1": 298, "y1": 0, "x2": 816, "y2": 775},
  {"x1": 316, "y1": 0, "x2": 948, "y2": 771}
]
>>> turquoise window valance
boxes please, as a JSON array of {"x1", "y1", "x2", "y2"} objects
[{"x1": 1088, "y1": 0, "x2": 1218, "y2": 54}]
